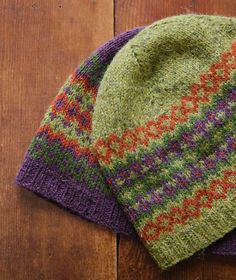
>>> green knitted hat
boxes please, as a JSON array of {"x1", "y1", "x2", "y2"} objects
[{"x1": 92, "y1": 15, "x2": 236, "y2": 269}]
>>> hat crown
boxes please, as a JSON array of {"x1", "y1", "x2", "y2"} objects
[{"x1": 92, "y1": 15, "x2": 236, "y2": 142}]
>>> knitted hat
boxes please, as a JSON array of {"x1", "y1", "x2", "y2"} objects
[
  {"x1": 92, "y1": 15, "x2": 236, "y2": 269},
  {"x1": 16, "y1": 20, "x2": 236, "y2": 267},
  {"x1": 16, "y1": 27, "x2": 143, "y2": 237}
]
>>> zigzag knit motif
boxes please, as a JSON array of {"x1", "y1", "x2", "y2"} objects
[
  {"x1": 95, "y1": 43, "x2": 236, "y2": 164},
  {"x1": 16, "y1": 28, "x2": 143, "y2": 237},
  {"x1": 92, "y1": 15, "x2": 236, "y2": 269},
  {"x1": 16, "y1": 16, "x2": 236, "y2": 270}
]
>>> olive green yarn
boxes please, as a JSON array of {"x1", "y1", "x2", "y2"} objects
[
  {"x1": 92, "y1": 14, "x2": 236, "y2": 269},
  {"x1": 92, "y1": 14, "x2": 236, "y2": 140}
]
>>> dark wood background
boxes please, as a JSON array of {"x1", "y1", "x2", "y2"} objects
[{"x1": 1, "y1": 1, "x2": 236, "y2": 279}]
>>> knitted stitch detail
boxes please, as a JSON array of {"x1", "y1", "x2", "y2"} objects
[
  {"x1": 141, "y1": 166, "x2": 236, "y2": 241},
  {"x1": 92, "y1": 15, "x2": 236, "y2": 269},
  {"x1": 16, "y1": 27, "x2": 143, "y2": 237},
  {"x1": 16, "y1": 17, "x2": 236, "y2": 265},
  {"x1": 106, "y1": 85, "x2": 236, "y2": 220},
  {"x1": 16, "y1": 153, "x2": 133, "y2": 234},
  {"x1": 94, "y1": 42, "x2": 236, "y2": 165}
]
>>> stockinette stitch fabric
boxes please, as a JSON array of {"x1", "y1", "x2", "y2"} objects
[
  {"x1": 16, "y1": 19, "x2": 236, "y2": 267},
  {"x1": 92, "y1": 15, "x2": 236, "y2": 269},
  {"x1": 16, "y1": 27, "x2": 143, "y2": 237}
]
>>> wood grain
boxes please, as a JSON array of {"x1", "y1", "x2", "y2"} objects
[
  {"x1": 115, "y1": 1, "x2": 236, "y2": 279},
  {"x1": 0, "y1": 1, "x2": 115, "y2": 279},
  {"x1": 115, "y1": 0, "x2": 236, "y2": 32},
  {"x1": 2, "y1": 0, "x2": 236, "y2": 279}
]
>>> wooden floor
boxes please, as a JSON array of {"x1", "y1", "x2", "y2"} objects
[{"x1": 1, "y1": 1, "x2": 236, "y2": 279}]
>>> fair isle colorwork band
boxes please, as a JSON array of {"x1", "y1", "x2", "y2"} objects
[
  {"x1": 92, "y1": 15, "x2": 236, "y2": 269},
  {"x1": 16, "y1": 20, "x2": 236, "y2": 267},
  {"x1": 16, "y1": 27, "x2": 144, "y2": 237}
]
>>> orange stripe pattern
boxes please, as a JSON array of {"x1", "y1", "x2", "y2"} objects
[
  {"x1": 95, "y1": 43, "x2": 236, "y2": 164},
  {"x1": 141, "y1": 166, "x2": 236, "y2": 241}
]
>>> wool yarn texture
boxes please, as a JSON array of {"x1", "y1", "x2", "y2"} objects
[
  {"x1": 16, "y1": 18, "x2": 236, "y2": 269},
  {"x1": 16, "y1": 27, "x2": 143, "y2": 237},
  {"x1": 92, "y1": 15, "x2": 236, "y2": 269}
]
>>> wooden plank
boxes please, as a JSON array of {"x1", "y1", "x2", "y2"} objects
[
  {"x1": 115, "y1": 0, "x2": 236, "y2": 33},
  {"x1": 0, "y1": 1, "x2": 115, "y2": 279},
  {"x1": 203, "y1": 256, "x2": 236, "y2": 280},
  {"x1": 115, "y1": 1, "x2": 236, "y2": 279}
]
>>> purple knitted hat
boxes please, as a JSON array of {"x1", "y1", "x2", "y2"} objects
[
  {"x1": 16, "y1": 27, "x2": 142, "y2": 237},
  {"x1": 16, "y1": 26, "x2": 236, "y2": 256}
]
